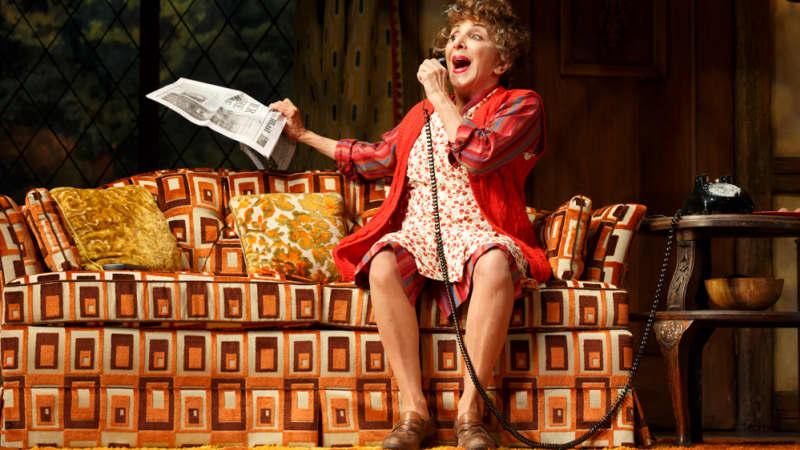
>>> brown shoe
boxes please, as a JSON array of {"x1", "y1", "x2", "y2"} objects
[
  {"x1": 454, "y1": 412, "x2": 495, "y2": 450},
  {"x1": 382, "y1": 411, "x2": 436, "y2": 450}
]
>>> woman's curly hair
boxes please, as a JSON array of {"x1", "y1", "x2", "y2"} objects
[{"x1": 432, "y1": 0, "x2": 530, "y2": 74}]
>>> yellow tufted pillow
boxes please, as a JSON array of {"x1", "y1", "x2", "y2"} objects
[
  {"x1": 230, "y1": 193, "x2": 346, "y2": 282},
  {"x1": 49, "y1": 185, "x2": 183, "y2": 271}
]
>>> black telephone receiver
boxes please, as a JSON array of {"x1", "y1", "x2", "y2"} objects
[
  {"x1": 438, "y1": 57, "x2": 447, "y2": 68},
  {"x1": 682, "y1": 173, "x2": 755, "y2": 214}
]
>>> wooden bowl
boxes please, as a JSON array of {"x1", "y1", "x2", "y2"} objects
[{"x1": 704, "y1": 277, "x2": 783, "y2": 310}]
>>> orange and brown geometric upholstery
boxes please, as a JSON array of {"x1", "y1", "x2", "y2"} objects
[
  {"x1": 0, "y1": 196, "x2": 44, "y2": 287},
  {"x1": 419, "y1": 329, "x2": 641, "y2": 447},
  {"x1": 582, "y1": 204, "x2": 647, "y2": 286},
  {"x1": 542, "y1": 195, "x2": 592, "y2": 280},
  {"x1": 0, "y1": 325, "x2": 395, "y2": 448},
  {"x1": 0, "y1": 325, "x2": 642, "y2": 448},
  {"x1": 0, "y1": 169, "x2": 650, "y2": 448},
  {"x1": 22, "y1": 188, "x2": 81, "y2": 273}
]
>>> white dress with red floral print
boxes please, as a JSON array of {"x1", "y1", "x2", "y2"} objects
[{"x1": 371, "y1": 92, "x2": 527, "y2": 282}]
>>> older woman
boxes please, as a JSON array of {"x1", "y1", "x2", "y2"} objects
[{"x1": 270, "y1": 1, "x2": 548, "y2": 448}]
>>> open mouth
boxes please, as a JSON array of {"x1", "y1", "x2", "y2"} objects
[{"x1": 451, "y1": 55, "x2": 471, "y2": 74}]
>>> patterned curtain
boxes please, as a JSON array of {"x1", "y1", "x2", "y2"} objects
[{"x1": 290, "y1": 0, "x2": 404, "y2": 170}]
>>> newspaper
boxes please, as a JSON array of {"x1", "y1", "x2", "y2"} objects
[{"x1": 146, "y1": 77, "x2": 295, "y2": 170}]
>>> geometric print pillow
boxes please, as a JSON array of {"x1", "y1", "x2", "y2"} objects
[
  {"x1": 22, "y1": 188, "x2": 81, "y2": 272},
  {"x1": 542, "y1": 195, "x2": 591, "y2": 280},
  {"x1": 230, "y1": 193, "x2": 347, "y2": 282},
  {"x1": 0, "y1": 195, "x2": 44, "y2": 284},
  {"x1": 584, "y1": 211, "x2": 619, "y2": 282},
  {"x1": 582, "y1": 203, "x2": 647, "y2": 286}
]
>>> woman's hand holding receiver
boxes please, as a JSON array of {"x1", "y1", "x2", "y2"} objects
[
  {"x1": 417, "y1": 58, "x2": 449, "y2": 104},
  {"x1": 269, "y1": 98, "x2": 337, "y2": 160},
  {"x1": 417, "y1": 58, "x2": 462, "y2": 142}
]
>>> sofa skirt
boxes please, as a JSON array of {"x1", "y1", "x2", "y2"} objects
[{"x1": 0, "y1": 326, "x2": 650, "y2": 448}]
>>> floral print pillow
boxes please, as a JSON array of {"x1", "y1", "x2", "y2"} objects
[{"x1": 229, "y1": 193, "x2": 346, "y2": 282}]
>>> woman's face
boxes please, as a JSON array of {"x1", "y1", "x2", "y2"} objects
[{"x1": 445, "y1": 19, "x2": 508, "y2": 100}]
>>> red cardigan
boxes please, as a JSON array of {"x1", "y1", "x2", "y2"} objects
[{"x1": 333, "y1": 87, "x2": 552, "y2": 285}]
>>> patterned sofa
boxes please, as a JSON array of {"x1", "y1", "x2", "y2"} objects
[{"x1": 0, "y1": 168, "x2": 651, "y2": 448}]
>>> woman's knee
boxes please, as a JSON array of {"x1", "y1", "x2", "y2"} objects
[
  {"x1": 472, "y1": 249, "x2": 512, "y2": 288},
  {"x1": 368, "y1": 249, "x2": 401, "y2": 289}
]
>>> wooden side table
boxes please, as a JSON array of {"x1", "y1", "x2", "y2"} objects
[{"x1": 640, "y1": 214, "x2": 800, "y2": 446}]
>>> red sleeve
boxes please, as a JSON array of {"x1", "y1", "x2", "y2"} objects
[
  {"x1": 334, "y1": 125, "x2": 400, "y2": 180},
  {"x1": 451, "y1": 91, "x2": 543, "y2": 174}
]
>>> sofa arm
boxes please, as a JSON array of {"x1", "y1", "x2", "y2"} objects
[{"x1": 0, "y1": 195, "x2": 45, "y2": 287}]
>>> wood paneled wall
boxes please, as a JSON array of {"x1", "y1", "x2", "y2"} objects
[{"x1": 513, "y1": 0, "x2": 741, "y2": 430}]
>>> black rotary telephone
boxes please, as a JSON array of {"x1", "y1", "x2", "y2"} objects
[{"x1": 682, "y1": 173, "x2": 755, "y2": 214}]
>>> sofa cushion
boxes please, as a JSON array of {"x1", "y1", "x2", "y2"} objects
[
  {"x1": 583, "y1": 204, "x2": 647, "y2": 286},
  {"x1": 542, "y1": 195, "x2": 591, "y2": 280},
  {"x1": 2, "y1": 269, "x2": 631, "y2": 331},
  {"x1": 416, "y1": 278, "x2": 628, "y2": 331},
  {"x1": 532, "y1": 279, "x2": 630, "y2": 329},
  {"x1": 320, "y1": 282, "x2": 376, "y2": 328},
  {"x1": 0, "y1": 196, "x2": 44, "y2": 285},
  {"x1": 230, "y1": 193, "x2": 346, "y2": 282},
  {"x1": 1, "y1": 271, "x2": 330, "y2": 327},
  {"x1": 50, "y1": 185, "x2": 183, "y2": 271},
  {"x1": 23, "y1": 188, "x2": 82, "y2": 271}
]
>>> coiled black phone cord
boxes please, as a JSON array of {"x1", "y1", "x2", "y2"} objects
[{"x1": 422, "y1": 106, "x2": 682, "y2": 449}]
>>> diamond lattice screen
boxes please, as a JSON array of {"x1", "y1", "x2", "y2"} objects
[
  {"x1": 157, "y1": 0, "x2": 295, "y2": 170},
  {"x1": 0, "y1": 0, "x2": 295, "y2": 203}
]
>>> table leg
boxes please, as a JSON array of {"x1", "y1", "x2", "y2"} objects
[
  {"x1": 667, "y1": 236, "x2": 710, "y2": 310},
  {"x1": 654, "y1": 319, "x2": 714, "y2": 446}
]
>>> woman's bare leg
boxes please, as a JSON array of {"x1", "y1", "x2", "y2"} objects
[
  {"x1": 457, "y1": 249, "x2": 516, "y2": 416},
  {"x1": 369, "y1": 248, "x2": 429, "y2": 418}
]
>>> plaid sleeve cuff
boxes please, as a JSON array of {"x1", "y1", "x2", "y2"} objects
[{"x1": 335, "y1": 139, "x2": 359, "y2": 179}]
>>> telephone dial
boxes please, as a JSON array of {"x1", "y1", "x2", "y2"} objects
[{"x1": 682, "y1": 173, "x2": 755, "y2": 214}]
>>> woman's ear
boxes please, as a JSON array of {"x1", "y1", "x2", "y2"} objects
[{"x1": 494, "y1": 60, "x2": 512, "y2": 77}]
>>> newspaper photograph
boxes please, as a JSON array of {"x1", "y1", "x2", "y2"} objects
[{"x1": 146, "y1": 78, "x2": 295, "y2": 169}]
